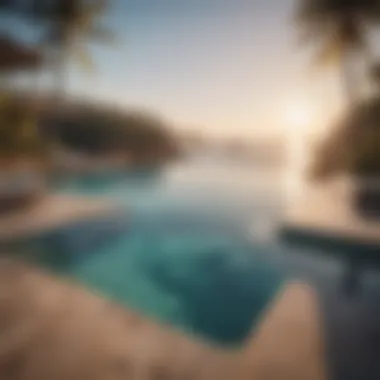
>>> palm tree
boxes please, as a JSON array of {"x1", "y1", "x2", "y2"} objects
[
  {"x1": 28, "y1": 0, "x2": 115, "y2": 100},
  {"x1": 0, "y1": 34, "x2": 45, "y2": 155},
  {"x1": 295, "y1": 0, "x2": 380, "y2": 104}
]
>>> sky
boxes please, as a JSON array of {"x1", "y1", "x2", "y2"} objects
[{"x1": 2, "y1": 0, "x2": 345, "y2": 140}]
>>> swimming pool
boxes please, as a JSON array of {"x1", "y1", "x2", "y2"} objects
[{"x1": 19, "y1": 158, "x2": 341, "y2": 346}]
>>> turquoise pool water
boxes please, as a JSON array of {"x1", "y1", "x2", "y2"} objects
[{"x1": 27, "y1": 159, "x2": 311, "y2": 346}]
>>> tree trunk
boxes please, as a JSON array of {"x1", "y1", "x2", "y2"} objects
[
  {"x1": 340, "y1": 51, "x2": 358, "y2": 107},
  {"x1": 341, "y1": 42, "x2": 375, "y2": 104},
  {"x1": 55, "y1": 46, "x2": 67, "y2": 102},
  {"x1": 362, "y1": 43, "x2": 377, "y2": 96}
]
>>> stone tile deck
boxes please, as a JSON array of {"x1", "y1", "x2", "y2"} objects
[
  {"x1": 0, "y1": 195, "x2": 120, "y2": 242},
  {"x1": 0, "y1": 259, "x2": 325, "y2": 380}
]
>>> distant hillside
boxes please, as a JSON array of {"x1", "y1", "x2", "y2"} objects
[{"x1": 11, "y1": 93, "x2": 180, "y2": 166}]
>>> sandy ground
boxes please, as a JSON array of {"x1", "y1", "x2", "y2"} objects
[
  {"x1": 0, "y1": 259, "x2": 326, "y2": 380},
  {"x1": 0, "y1": 195, "x2": 119, "y2": 241}
]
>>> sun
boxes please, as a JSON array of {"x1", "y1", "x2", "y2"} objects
[{"x1": 283, "y1": 101, "x2": 314, "y2": 131}]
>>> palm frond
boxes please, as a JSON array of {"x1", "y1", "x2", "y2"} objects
[
  {"x1": 85, "y1": 0, "x2": 109, "y2": 17},
  {"x1": 295, "y1": 0, "x2": 380, "y2": 39},
  {"x1": 311, "y1": 94, "x2": 380, "y2": 179},
  {"x1": 27, "y1": 0, "x2": 115, "y2": 97},
  {"x1": 86, "y1": 25, "x2": 117, "y2": 44},
  {"x1": 71, "y1": 45, "x2": 95, "y2": 73},
  {"x1": 296, "y1": 0, "x2": 370, "y2": 66},
  {"x1": 312, "y1": 36, "x2": 344, "y2": 67},
  {"x1": 297, "y1": 0, "x2": 380, "y2": 19}
]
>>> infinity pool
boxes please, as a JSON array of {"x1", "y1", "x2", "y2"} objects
[{"x1": 22, "y1": 158, "x2": 341, "y2": 346}]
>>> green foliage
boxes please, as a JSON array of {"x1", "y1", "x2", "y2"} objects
[
  {"x1": 295, "y1": 0, "x2": 380, "y2": 66},
  {"x1": 297, "y1": 0, "x2": 380, "y2": 180},
  {"x1": 34, "y1": 0, "x2": 115, "y2": 74},
  {"x1": 311, "y1": 95, "x2": 380, "y2": 179}
]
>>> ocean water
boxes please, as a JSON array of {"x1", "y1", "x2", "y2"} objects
[{"x1": 26, "y1": 158, "x2": 343, "y2": 346}]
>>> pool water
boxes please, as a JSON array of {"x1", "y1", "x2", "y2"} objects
[{"x1": 23, "y1": 159, "x2": 333, "y2": 346}]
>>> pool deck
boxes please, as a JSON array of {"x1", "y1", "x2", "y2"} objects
[
  {"x1": 0, "y1": 194, "x2": 121, "y2": 242},
  {"x1": 279, "y1": 184, "x2": 380, "y2": 266},
  {"x1": 0, "y1": 259, "x2": 325, "y2": 380}
]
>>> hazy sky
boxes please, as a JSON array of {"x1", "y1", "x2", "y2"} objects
[{"x1": 3, "y1": 0, "x2": 344, "y2": 139}]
